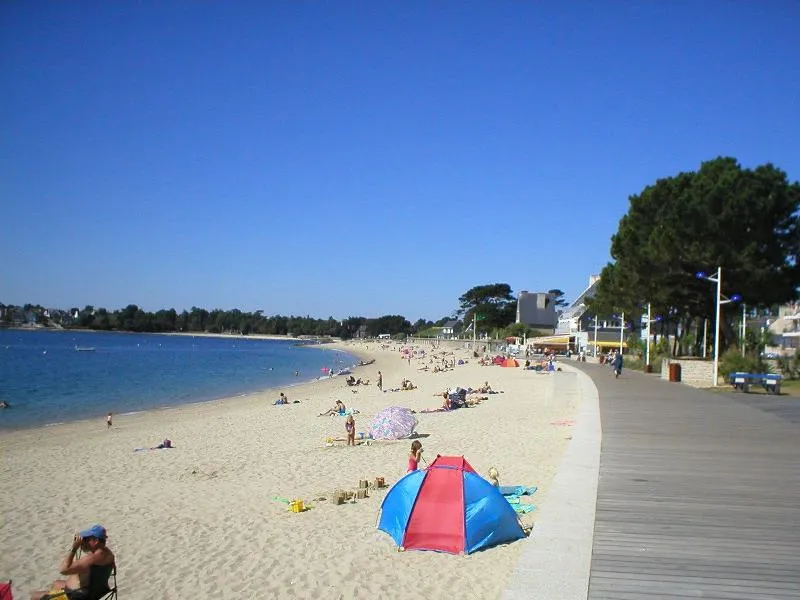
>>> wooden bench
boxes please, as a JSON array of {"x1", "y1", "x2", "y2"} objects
[{"x1": 728, "y1": 372, "x2": 782, "y2": 394}]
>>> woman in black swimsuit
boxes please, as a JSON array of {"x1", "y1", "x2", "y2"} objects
[{"x1": 31, "y1": 525, "x2": 115, "y2": 600}]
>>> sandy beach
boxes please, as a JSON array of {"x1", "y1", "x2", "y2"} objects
[{"x1": 1, "y1": 341, "x2": 580, "y2": 599}]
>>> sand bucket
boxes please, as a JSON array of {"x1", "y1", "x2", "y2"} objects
[{"x1": 375, "y1": 477, "x2": 385, "y2": 488}]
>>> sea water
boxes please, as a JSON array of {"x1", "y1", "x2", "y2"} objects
[{"x1": 0, "y1": 329, "x2": 359, "y2": 430}]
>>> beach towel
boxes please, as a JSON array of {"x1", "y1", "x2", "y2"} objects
[
  {"x1": 499, "y1": 485, "x2": 538, "y2": 497},
  {"x1": 334, "y1": 408, "x2": 359, "y2": 416},
  {"x1": 502, "y1": 493, "x2": 536, "y2": 513}
]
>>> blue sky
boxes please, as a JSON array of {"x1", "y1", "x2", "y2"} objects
[{"x1": 2, "y1": 2, "x2": 798, "y2": 322}]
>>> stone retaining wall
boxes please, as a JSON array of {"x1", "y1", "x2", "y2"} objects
[{"x1": 660, "y1": 358, "x2": 714, "y2": 388}]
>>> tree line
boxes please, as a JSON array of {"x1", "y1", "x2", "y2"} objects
[
  {"x1": 1, "y1": 285, "x2": 569, "y2": 340},
  {"x1": 0, "y1": 304, "x2": 424, "y2": 339}
]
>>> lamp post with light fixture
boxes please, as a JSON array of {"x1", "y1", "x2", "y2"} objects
[
  {"x1": 641, "y1": 303, "x2": 662, "y2": 369},
  {"x1": 696, "y1": 267, "x2": 742, "y2": 387}
]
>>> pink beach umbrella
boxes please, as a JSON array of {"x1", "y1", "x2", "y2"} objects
[{"x1": 369, "y1": 406, "x2": 418, "y2": 440}]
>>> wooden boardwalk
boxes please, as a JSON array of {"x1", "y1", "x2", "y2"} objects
[{"x1": 577, "y1": 362, "x2": 800, "y2": 600}]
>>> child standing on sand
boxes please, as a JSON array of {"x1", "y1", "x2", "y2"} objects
[
  {"x1": 407, "y1": 440, "x2": 423, "y2": 472},
  {"x1": 106, "y1": 412, "x2": 112, "y2": 429},
  {"x1": 345, "y1": 415, "x2": 356, "y2": 446}
]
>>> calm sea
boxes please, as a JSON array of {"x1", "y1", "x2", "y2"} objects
[{"x1": 0, "y1": 329, "x2": 359, "y2": 430}]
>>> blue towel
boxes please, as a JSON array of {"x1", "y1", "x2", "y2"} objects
[
  {"x1": 334, "y1": 408, "x2": 359, "y2": 416},
  {"x1": 499, "y1": 485, "x2": 538, "y2": 497}
]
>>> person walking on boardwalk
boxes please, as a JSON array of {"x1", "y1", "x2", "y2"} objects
[{"x1": 612, "y1": 352, "x2": 623, "y2": 378}]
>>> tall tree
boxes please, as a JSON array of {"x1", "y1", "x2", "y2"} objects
[
  {"x1": 366, "y1": 315, "x2": 412, "y2": 337},
  {"x1": 458, "y1": 283, "x2": 517, "y2": 331},
  {"x1": 547, "y1": 289, "x2": 569, "y2": 308},
  {"x1": 591, "y1": 157, "x2": 800, "y2": 352}
]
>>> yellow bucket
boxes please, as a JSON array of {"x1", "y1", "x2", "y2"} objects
[{"x1": 289, "y1": 499, "x2": 304, "y2": 513}]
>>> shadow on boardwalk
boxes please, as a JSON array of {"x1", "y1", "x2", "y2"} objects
[{"x1": 577, "y1": 362, "x2": 800, "y2": 600}]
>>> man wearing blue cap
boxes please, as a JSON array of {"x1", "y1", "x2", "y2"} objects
[{"x1": 30, "y1": 525, "x2": 115, "y2": 600}]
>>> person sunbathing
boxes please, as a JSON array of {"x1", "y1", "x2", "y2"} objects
[
  {"x1": 476, "y1": 381, "x2": 493, "y2": 393},
  {"x1": 319, "y1": 400, "x2": 346, "y2": 417},
  {"x1": 31, "y1": 525, "x2": 115, "y2": 600}
]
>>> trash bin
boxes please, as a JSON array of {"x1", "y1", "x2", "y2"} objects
[
  {"x1": 668, "y1": 363, "x2": 681, "y2": 382},
  {"x1": 644, "y1": 364, "x2": 653, "y2": 374}
]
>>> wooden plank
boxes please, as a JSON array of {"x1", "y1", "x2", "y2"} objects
[{"x1": 577, "y1": 363, "x2": 800, "y2": 600}]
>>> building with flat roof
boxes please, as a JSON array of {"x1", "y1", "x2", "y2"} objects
[{"x1": 516, "y1": 291, "x2": 558, "y2": 331}]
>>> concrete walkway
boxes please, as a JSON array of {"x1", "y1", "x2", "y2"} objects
[{"x1": 503, "y1": 366, "x2": 602, "y2": 600}]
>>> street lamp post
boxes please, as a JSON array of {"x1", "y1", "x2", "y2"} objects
[
  {"x1": 702, "y1": 319, "x2": 708, "y2": 359},
  {"x1": 645, "y1": 304, "x2": 652, "y2": 367},
  {"x1": 619, "y1": 311, "x2": 625, "y2": 352},
  {"x1": 697, "y1": 267, "x2": 741, "y2": 387},
  {"x1": 641, "y1": 304, "x2": 662, "y2": 369},
  {"x1": 741, "y1": 303, "x2": 747, "y2": 357}
]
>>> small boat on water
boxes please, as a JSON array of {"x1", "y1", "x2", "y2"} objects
[{"x1": 75, "y1": 346, "x2": 96, "y2": 352}]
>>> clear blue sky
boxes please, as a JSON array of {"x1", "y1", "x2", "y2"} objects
[{"x1": 2, "y1": 2, "x2": 798, "y2": 322}]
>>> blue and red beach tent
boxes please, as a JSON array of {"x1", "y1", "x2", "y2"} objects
[{"x1": 377, "y1": 455, "x2": 525, "y2": 554}]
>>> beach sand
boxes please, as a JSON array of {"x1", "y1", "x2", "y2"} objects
[{"x1": 1, "y1": 341, "x2": 579, "y2": 599}]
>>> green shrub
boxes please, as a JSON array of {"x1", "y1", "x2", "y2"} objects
[
  {"x1": 718, "y1": 348, "x2": 770, "y2": 378},
  {"x1": 622, "y1": 356, "x2": 663, "y2": 373},
  {"x1": 776, "y1": 351, "x2": 800, "y2": 380}
]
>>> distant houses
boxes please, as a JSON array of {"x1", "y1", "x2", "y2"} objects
[
  {"x1": 0, "y1": 304, "x2": 74, "y2": 328},
  {"x1": 539, "y1": 275, "x2": 632, "y2": 353},
  {"x1": 439, "y1": 320, "x2": 459, "y2": 339},
  {"x1": 763, "y1": 304, "x2": 800, "y2": 353}
]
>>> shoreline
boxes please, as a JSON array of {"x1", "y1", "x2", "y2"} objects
[{"x1": 0, "y1": 340, "x2": 372, "y2": 435}]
